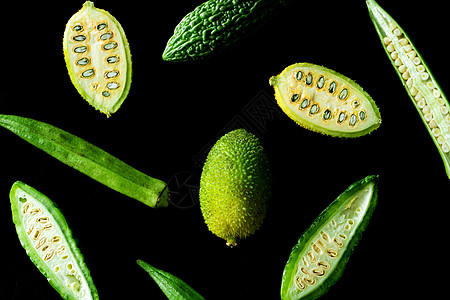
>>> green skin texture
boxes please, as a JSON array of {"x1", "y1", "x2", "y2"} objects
[
  {"x1": 10, "y1": 181, "x2": 98, "y2": 300},
  {"x1": 281, "y1": 175, "x2": 378, "y2": 300},
  {"x1": 200, "y1": 129, "x2": 271, "y2": 246},
  {"x1": 163, "y1": 0, "x2": 287, "y2": 62},
  {"x1": 0, "y1": 114, "x2": 168, "y2": 208},
  {"x1": 137, "y1": 260, "x2": 205, "y2": 300}
]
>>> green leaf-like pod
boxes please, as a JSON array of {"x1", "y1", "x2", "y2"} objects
[
  {"x1": 0, "y1": 114, "x2": 168, "y2": 208},
  {"x1": 270, "y1": 63, "x2": 381, "y2": 137},
  {"x1": 162, "y1": 0, "x2": 287, "y2": 62},
  {"x1": 10, "y1": 181, "x2": 98, "y2": 300},
  {"x1": 63, "y1": 1, "x2": 132, "y2": 116},
  {"x1": 281, "y1": 175, "x2": 378, "y2": 300},
  {"x1": 366, "y1": 0, "x2": 450, "y2": 179},
  {"x1": 137, "y1": 260, "x2": 205, "y2": 300}
]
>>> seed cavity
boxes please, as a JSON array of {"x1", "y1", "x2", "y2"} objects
[
  {"x1": 30, "y1": 208, "x2": 41, "y2": 215},
  {"x1": 307, "y1": 251, "x2": 316, "y2": 264},
  {"x1": 306, "y1": 74, "x2": 313, "y2": 86},
  {"x1": 106, "y1": 82, "x2": 120, "y2": 90},
  {"x1": 100, "y1": 32, "x2": 113, "y2": 40},
  {"x1": 352, "y1": 100, "x2": 360, "y2": 108},
  {"x1": 328, "y1": 81, "x2": 337, "y2": 94},
  {"x1": 97, "y1": 23, "x2": 107, "y2": 30},
  {"x1": 294, "y1": 276, "x2": 306, "y2": 290},
  {"x1": 333, "y1": 237, "x2": 344, "y2": 248},
  {"x1": 317, "y1": 76, "x2": 325, "y2": 89},
  {"x1": 339, "y1": 88, "x2": 348, "y2": 100},
  {"x1": 72, "y1": 35, "x2": 86, "y2": 42},
  {"x1": 326, "y1": 249, "x2": 339, "y2": 258},
  {"x1": 304, "y1": 277, "x2": 316, "y2": 285},
  {"x1": 103, "y1": 42, "x2": 118, "y2": 50},
  {"x1": 76, "y1": 57, "x2": 90, "y2": 66},
  {"x1": 81, "y1": 69, "x2": 95, "y2": 78},
  {"x1": 44, "y1": 249, "x2": 55, "y2": 261},
  {"x1": 74, "y1": 46, "x2": 88, "y2": 53},
  {"x1": 318, "y1": 261, "x2": 330, "y2": 270},
  {"x1": 296, "y1": 70, "x2": 303, "y2": 81}
]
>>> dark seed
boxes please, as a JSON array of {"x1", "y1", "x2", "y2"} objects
[
  {"x1": 102, "y1": 91, "x2": 111, "y2": 97},
  {"x1": 73, "y1": 25, "x2": 83, "y2": 31},
  {"x1": 291, "y1": 94, "x2": 299, "y2": 102},
  {"x1": 296, "y1": 70, "x2": 303, "y2": 81},
  {"x1": 323, "y1": 109, "x2": 331, "y2": 120},
  {"x1": 105, "y1": 70, "x2": 119, "y2": 78},
  {"x1": 106, "y1": 56, "x2": 120, "y2": 63},
  {"x1": 306, "y1": 74, "x2": 313, "y2": 86},
  {"x1": 338, "y1": 112, "x2": 347, "y2": 123},
  {"x1": 106, "y1": 82, "x2": 120, "y2": 90},
  {"x1": 329, "y1": 81, "x2": 337, "y2": 93},
  {"x1": 97, "y1": 23, "x2": 107, "y2": 30},
  {"x1": 300, "y1": 99, "x2": 309, "y2": 109},
  {"x1": 339, "y1": 88, "x2": 348, "y2": 100},
  {"x1": 317, "y1": 76, "x2": 325, "y2": 89},
  {"x1": 103, "y1": 42, "x2": 118, "y2": 50},
  {"x1": 81, "y1": 69, "x2": 95, "y2": 78},
  {"x1": 349, "y1": 114, "x2": 358, "y2": 126},
  {"x1": 359, "y1": 110, "x2": 366, "y2": 121},
  {"x1": 310, "y1": 104, "x2": 319, "y2": 115},
  {"x1": 100, "y1": 33, "x2": 113, "y2": 40},
  {"x1": 72, "y1": 35, "x2": 86, "y2": 42},
  {"x1": 74, "y1": 46, "x2": 87, "y2": 53},
  {"x1": 76, "y1": 57, "x2": 90, "y2": 66}
]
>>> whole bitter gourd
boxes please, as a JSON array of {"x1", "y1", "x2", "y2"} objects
[{"x1": 163, "y1": 0, "x2": 289, "y2": 62}]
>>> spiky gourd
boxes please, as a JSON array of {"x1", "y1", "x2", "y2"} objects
[{"x1": 199, "y1": 129, "x2": 271, "y2": 247}]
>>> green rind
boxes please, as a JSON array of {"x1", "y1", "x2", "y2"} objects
[
  {"x1": 137, "y1": 260, "x2": 205, "y2": 300},
  {"x1": 0, "y1": 114, "x2": 168, "y2": 208},
  {"x1": 280, "y1": 175, "x2": 379, "y2": 300},
  {"x1": 63, "y1": 1, "x2": 132, "y2": 116},
  {"x1": 366, "y1": 0, "x2": 450, "y2": 179},
  {"x1": 10, "y1": 181, "x2": 98, "y2": 300},
  {"x1": 270, "y1": 63, "x2": 381, "y2": 138},
  {"x1": 163, "y1": 0, "x2": 285, "y2": 62}
]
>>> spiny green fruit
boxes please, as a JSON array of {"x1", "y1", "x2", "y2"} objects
[{"x1": 200, "y1": 128, "x2": 271, "y2": 247}]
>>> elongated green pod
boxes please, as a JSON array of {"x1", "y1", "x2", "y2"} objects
[
  {"x1": 10, "y1": 181, "x2": 98, "y2": 300},
  {"x1": 137, "y1": 260, "x2": 205, "y2": 300},
  {"x1": 0, "y1": 114, "x2": 168, "y2": 208},
  {"x1": 163, "y1": 0, "x2": 287, "y2": 62},
  {"x1": 270, "y1": 63, "x2": 381, "y2": 137},
  {"x1": 63, "y1": 1, "x2": 132, "y2": 116},
  {"x1": 281, "y1": 175, "x2": 378, "y2": 300},
  {"x1": 366, "y1": 0, "x2": 450, "y2": 179}
]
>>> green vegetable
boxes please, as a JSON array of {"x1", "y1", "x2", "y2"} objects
[
  {"x1": 163, "y1": 0, "x2": 287, "y2": 62},
  {"x1": 269, "y1": 63, "x2": 381, "y2": 137},
  {"x1": 137, "y1": 260, "x2": 205, "y2": 300},
  {"x1": 0, "y1": 114, "x2": 168, "y2": 208},
  {"x1": 10, "y1": 181, "x2": 98, "y2": 300},
  {"x1": 200, "y1": 128, "x2": 271, "y2": 247},
  {"x1": 63, "y1": 1, "x2": 132, "y2": 116},
  {"x1": 281, "y1": 175, "x2": 378, "y2": 300},
  {"x1": 366, "y1": 0, "x2": 450, "y2": 179}
]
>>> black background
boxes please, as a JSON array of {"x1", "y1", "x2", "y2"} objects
[{"x1": 1, "y1": 0, "x2": 448, "y2": 299}]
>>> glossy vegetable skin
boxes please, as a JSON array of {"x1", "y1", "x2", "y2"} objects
[
  {"x1": 0, "y1": 114, "x2": 168, "y2": 208},
  {"x1": 281, "y1": 175, "x2": 378, "y2": 300}
]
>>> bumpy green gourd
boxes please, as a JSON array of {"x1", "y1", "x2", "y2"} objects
[
  {"x1": 0, "y1": 114, "x2": 168, "y2": 208},
  {"x1": 199, "y1": 128, "x2": 271, "y2": 247},
  {"x1": 367, "y1": 0, "x2": 450, "y2": 179},
  {"x1": 63, "y1": 1, "x2": 132, "y2": 116},
  {"x1": 281, "y1": 175, "x2": 378, "y2": 300},
  {"x1": 10, "y1": 181, "x2": 98, "y2": 300},
  {"x1": 270, "y1": 63, "x2": 381, "y2": 137},
  {"x1": 137, "y1": 260, "x2": 205, "y2": 300},
  {"x1": 163, "y1": 0, "x2": 288, "y2": 62}
]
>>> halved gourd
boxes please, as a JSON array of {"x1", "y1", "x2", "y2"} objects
[
  {"x1": 63, "y1": 1, "x2": 132, "y2": 116},
  {"x1": 270, "y1": 63, "x2": 381, "y2": 137}
]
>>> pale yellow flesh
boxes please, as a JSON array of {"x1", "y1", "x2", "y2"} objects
[
  {"x1": 271, "y1": 64, "x2": 380, "y2": 136},
  {"x1": 64, "y1": 2, "x2": 129, "y2": 116}
]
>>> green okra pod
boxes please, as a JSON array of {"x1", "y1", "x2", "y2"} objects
[{"x1": 0, "y1": 114, "x2": 168, "y2": 208}]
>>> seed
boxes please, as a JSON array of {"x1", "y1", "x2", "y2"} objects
[
  {"x1": 333, "y1": 237, "x2": 344, "y2": 248},
  {"x1": 306, "y1": 74, "x2": 313, "y2": 86},
  {"x1": 102, "y1": 91, "x2": 111, "y2": 97},
  {"x1": 294, "y1": 276, "x2": 306, "y2": 290},
  {"x1": 326, "y1": 249, "x2": 339, "y2": 258},
  {"x1": 304, "y1": 277, "x2": 316, "y2": 285},
  {"x1": 312, "y1": 242, "x2": 322, "y2": 254},
  {"x1": 300, "y1": 99, "x2": 309, "y2": 109},
  {"x1": 106, "y1": 56, "x2": 120, "y2": 63},
  {"x1": 37, "y1": 217, "x2": 49, "y2": 223},
  {"x1": 359, "y1": 110, "x2": 366, "y2": 121},
  {"x1": 51, "y1": 236, "x2": 62, "y2": 243},
  {"x1": 307, "y1": 251, "x2": 316, "y2": 264},
  {"x1": 76, "y1": 57, "x2": 90, "y2": 66},
  {"x1": 310, "y1": 104, "x2": 319, "y2": 115},
  {"x1": 328, "y1": 81, "x2": 336, "y2": 94},
  {"x1": 318, "y1": 261, "x2": 330, "y2": 270},
  {"x1": 73, "y1": 25, "x2": 83, "y2": 31},
  {"x1": 22, "y1": 203, "x2": 31, "y2": 215},
  {"x1": 100, "y1": 32, "x2": 113, "y2": 40},
  {"x1": 105, "y1": 70, "x2": 119, "y2": 78},
  {"x1": 301, "y1": 267, "x2": 310, "y2": 275},
  {"x1": 339, "y1": 88, "x2": 348, "y2": 100},
  {"x1": 321, "y1": 231, "x2": 330, "y2": 243},
  {"x1": 44, "y1": 249, "x2": 55, "y2": 261},
  {"x1": 349, "y1": 114, "x2": 358, "y2": 126},
  {"x1": 323, "y1": 109, "x2": 331, "y2": 120},
  {"x1": 74, "y1": 46, "x2": 88, "y2": 53},
  {"x1": 352, "y1": 100, "x2": 360, "y2": 108},
  {"x1": 30, "y1": 208, "x2": 41, "y2": 215},
  {"x1": 36, "y1": 237, "x2": 46, "y2": 249},
  {"x1": 97, "y1": 23, "x2": 107, "y2": 30},
  {"x1": 296, "y1": 70, "x2": 303, "y2": 81},
  {"x1": 81, "y1": 69, "x2": 95, "y2": 78},
  {"x1": 106, "y1": 82, "x2": 120, "y2": 90},
  {"x1": 291, "y1": 94, "x2": 299, "y2": 103},
  {"x1": 317, "y1": 76, "x2": 325, "y2": 89},
  {"x1": 312, "y1": 268, "x2": 325, "y2": 277},
  {"x1": 72, "y1": 35, "x2": 86, "y2": 42},
  {"x1": 338, "y1": 112, "x2": 347, "y2": 123},
  {"x1": 103, "y1": 42, "x2": 118, "y2": 50}
]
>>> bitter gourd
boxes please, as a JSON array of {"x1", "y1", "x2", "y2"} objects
[{"x1": 163, "y1": 0, "x2": 288, "y2": 62}]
